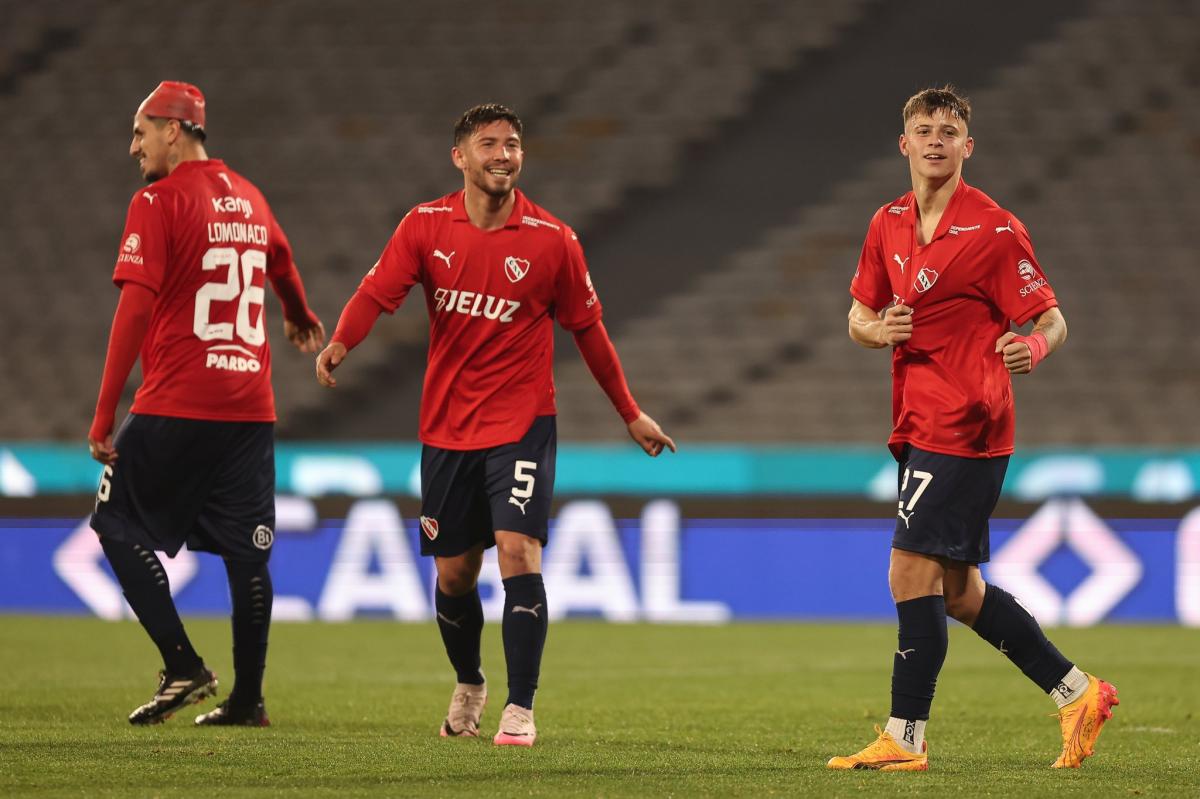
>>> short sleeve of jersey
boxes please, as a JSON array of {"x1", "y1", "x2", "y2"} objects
[
  {"x1": 553, "y1": 227, "x2": 603, "y2": 331},
  {"x1": 850, "y1": 207, "x2": 892, "y2": 311},
  {"x1": 358, "y1": 211, "x2": 423, "y2": 313},
  {"x1": 984, "y1": 216, "x2": 1057, "y2": 325},
  {"x1": 265, "y1": 209, "x2": 297, "y2": 279},
  {"x1": 113, "y1": 190, "x2": 168, "y2": 293}
]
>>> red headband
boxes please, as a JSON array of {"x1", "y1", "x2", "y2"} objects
[{"x1": 137, "y1": 81, "x2": 205, "y2": 129}]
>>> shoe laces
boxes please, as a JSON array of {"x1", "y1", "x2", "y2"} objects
[{"x1": 500, "y1": 705, "x2": 534, "y2": 733}]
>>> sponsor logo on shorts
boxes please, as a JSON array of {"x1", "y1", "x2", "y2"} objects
[
  {"x1": 1017, "y1": 259, "x2": 1035, "y2": 280},
  {"x1": 504, "y1": 256, "x2": 531, "y2": 283},
  {"x1": 420, "y1": 516, "x2": 439, "y2": 541},
  {"x1": 252, "y1": 525, "x2": 274, "y2": 550}
]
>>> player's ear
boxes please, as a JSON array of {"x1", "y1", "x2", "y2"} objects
[
  {"x1": 451, "y1": 146, "x2": 466, "y2": 169},
  {"x1": 898, "y1": 134, "x2": 909, "y2": 157},
  {"x1": 963, "y1": 136, "x2": 974, "y2": 159}
]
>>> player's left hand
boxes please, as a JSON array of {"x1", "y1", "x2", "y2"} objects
[
  {"x1": 627, "y1": 413, "x2": 676, "y2": 457},
  {"x1": 285, "y1": 318, "x2": 326, "y2": 353},
  {"x1": 995, "y1": 331, "x2": 1033, "y2": 374}
]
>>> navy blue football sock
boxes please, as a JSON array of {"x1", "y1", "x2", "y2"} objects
[
  {"x1": 890, "y1": 595, "x2": 948, "y2": 721},
  {"x1": 99, "y1": 536, "x2": 203, "y2": 675},
  {"x1": 972, "y1": 583, "x2": 1073, "y2": 693},
  {"x1": 501, "y1": 573, "x2": 548, "y2": 710},
  {"x1": 434, "y1": 585, "x2": 485, "y2": 685},
  {"x1": 224, "y1": 558, "x2": 273, "y2": 707}
]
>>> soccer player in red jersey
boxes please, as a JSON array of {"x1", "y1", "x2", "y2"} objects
[
  {"x1": 827, "y1": 87, "x2": 1117, "y2": 771},
  {"x1": 88, "y1": 81, "x2": 324, "y2": 727},
  {"x1": 316, "y1": 104, "x2": 675, "y2": 746}
]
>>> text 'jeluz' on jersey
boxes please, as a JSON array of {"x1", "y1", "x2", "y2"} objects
[{"x1": 433, "y1": 288, "x2": 520, "y2": 323}]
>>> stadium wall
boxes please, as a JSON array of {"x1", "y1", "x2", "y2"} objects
[{"x1": 3, "y1": 485, "x2": 1197, "y2": 626}]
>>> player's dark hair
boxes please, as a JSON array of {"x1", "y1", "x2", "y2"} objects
[
  {"x1": 146, "y1": 115, "x2": 207, "y2": 142},
  {"x1": 902, "y1": 85, "x2": 971, "y2": 127},
  {"x1": 454, "y1": 104, "x2": 522, "y2": 145}
]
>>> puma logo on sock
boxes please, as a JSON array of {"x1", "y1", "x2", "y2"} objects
[
  {"x1": 896, "y1": 648, "x2": 916, "y2": 659},
  {"x1": 511, "y1": 604, "x2": 542, "y2": 618},
  {"x1": 437, "y1": 613, "x2": 464, "y2": 629}
]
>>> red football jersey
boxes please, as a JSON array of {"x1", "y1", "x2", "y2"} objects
[
  {"x1": 850, "y1": 179, "x2": 1058, "y2": 459},
  {"x1": 359, "y1": 189, "x2": 602, "y2": 449},
  {"x1": 112, "y1": 159, "x2": 296, "y2": 422}
]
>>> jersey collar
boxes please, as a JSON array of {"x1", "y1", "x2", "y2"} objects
[
  {"x1": 906, "y1": 177, "x2": 971, "y2": 245},
  {"x1": 170, "y1": 158, "x2": 224, "y2": 177},
  {"x1": 450, "y1": 188, "x2": 529, "y2": 230}
]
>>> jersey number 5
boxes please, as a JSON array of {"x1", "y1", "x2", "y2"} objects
[
  {"x1": 194, "y1": 247, "x2": 266, "y2": 346},
  {"x1": 507, "y1": 460, "x2": 537, "y2": 516}
]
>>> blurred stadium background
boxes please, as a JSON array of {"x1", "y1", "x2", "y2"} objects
[{"x1": 1, "y1": 0, "x2": 1198, "y2": 628}]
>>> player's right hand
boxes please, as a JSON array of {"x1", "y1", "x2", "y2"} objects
[
  {"x1": 315, "y1": 342, "x2": 347, "y2": 387},
  {"x1": 880, "y1": 304, "x2": 914, "y2": 346}
]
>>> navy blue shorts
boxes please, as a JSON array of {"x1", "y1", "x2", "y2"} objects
[
  {"x1": 89, "y1": 414, "x2": 276, "y2": 562},
  {"x1": 418, "y1": 416, "x2": 557, "y2": 558},
  {"x1": 891, "y1": 445, "x2": 1009, "y2": 564}
]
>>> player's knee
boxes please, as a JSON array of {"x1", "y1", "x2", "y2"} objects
[
  {"x1": 943, "y1": 591, "x2": 981, "y2": 625},
  {"x1": 436, "y1": 568, "x2": 477, "y2": 597},
  {"x1": 494, "y1": 533, "x2": 540, "y2": 574}
]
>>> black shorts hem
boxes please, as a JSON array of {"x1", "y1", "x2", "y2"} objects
[
  {"x1": 891, "y1": 537, "x2": 989, "y2": 565},
  {"x1": 419, "y1": 528, "x2": 547, "y2": 559}
]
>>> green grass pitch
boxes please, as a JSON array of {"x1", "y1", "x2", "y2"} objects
[{"x1": 2, "y1": 617, "x2": 1197, "y2": 797}]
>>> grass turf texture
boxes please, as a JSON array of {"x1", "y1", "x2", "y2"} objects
[{"x1": 1, "y1": 618, "x2": 1196, "y2": 797}]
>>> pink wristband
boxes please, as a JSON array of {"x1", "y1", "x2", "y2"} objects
[{"x1": 1014, "y1": 331, "x2": 1048, "y2": 370}]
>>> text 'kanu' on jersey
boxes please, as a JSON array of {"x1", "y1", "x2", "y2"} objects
[
  {"x1": 432, "y1": 288, "x2": 520, "y2": 322},
  {"x1": 207, "y1": 222, "x2": 269, "y2": 245}
]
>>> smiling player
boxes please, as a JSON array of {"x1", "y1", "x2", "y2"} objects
[
  {"x1": 89, "y1": 81, "x2": 324, "y2": 727},
  {"x1": 316, "y1": 104, "x2": 675, "y2": 746},
  {"x1": 827, "y1": 86, "x2": 1117, "y2": 771}
]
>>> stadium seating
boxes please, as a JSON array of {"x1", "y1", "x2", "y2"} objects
[
  {"x1": 0, "y1": 0, "x2": 1196, "y2": 445},
  {"x1": 0, "y1": 0, "x2": 870, "y2": 439},
  {"x1": 552, "y1": 0, "x2": 1200, "y2": 445}
]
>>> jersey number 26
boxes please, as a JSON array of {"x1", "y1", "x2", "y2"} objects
[{"x1": 193, "y1": 246, "x2": 266, "y2": 346}]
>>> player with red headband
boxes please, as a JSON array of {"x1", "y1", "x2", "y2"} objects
[
  {"x1": 316, "y1": 103, "x2": 676, "y2": 746},
  {"x1": 827, "y1": 86, "x2": 1116, "y2": 771},
  {"x1": 88, "y1": 81, "x2": 324, "y2": 727}
]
